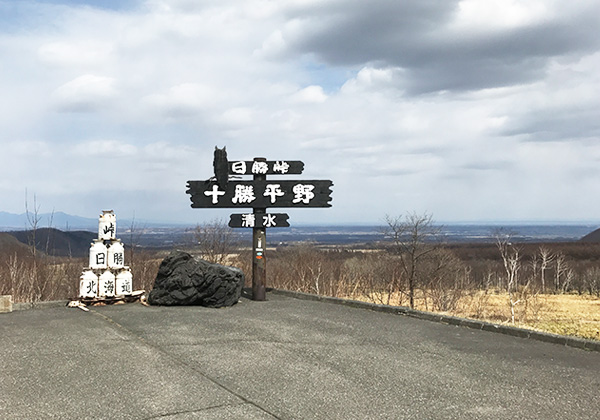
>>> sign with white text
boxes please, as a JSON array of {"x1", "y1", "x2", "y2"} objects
[
  {"x1": 187, "y1": 150, "x2": 333, "y2": 301},
  {"x1": 228, "y1": 160, "x2": 305, "y2": 175},
  {"x1": 187, "y1": 180, "x2": 333, "y2": 208},
  {"x1": 228, "y1": 213, "x2": 290, "y2": 228}
]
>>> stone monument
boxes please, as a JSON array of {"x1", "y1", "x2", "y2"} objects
[{"x1": 79, "y1": 210, "x2": 133, "y2": 300}]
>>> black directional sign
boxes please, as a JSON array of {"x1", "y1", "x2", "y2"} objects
[
  {"x1": 187, "y1": 180, "x2": 333, "y2": 208},
  {"x1": 229, "y1": 213, "x2": 290, "y2": 228},
  {"x1": 187, "y1": 149, "x2": 333, "y2": 302},
  {"x1": 228, "y1": 160, "x2": 304, "y2": 175}
]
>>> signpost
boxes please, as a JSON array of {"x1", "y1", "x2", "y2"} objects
[
  {"x1": 228, "y1": 213, "x2": 290, "y2": 228},
  {"x1": 187, "y1": 150, "x2": 333, "y2": 301}
]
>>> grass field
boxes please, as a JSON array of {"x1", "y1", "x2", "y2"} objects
[
  {"x1": 453, "y1": 292, "x2": 600, "y2": 341},
  {"x1": 351, "y1": 291, "x2": 600, "y2": 341}
]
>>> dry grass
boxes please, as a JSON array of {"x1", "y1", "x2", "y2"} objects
[
  {"x1": 349, "y1": 290, "x2": 600, "y2": 341},
  {"x1": 453, "y1": 292, "x2": 600, "y2": 341}
]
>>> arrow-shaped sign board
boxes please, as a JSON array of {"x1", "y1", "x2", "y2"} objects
[
  {"x1": 229, "y1": 213, "x2": 290, "y2": 228},
  {"x1": 187, "y1": 180, "x2": 333, "y2": 208},
  {"x1": 188, "y1": 149, "x2": 333, "y2": 302},
  {"x1": 229, "y1": 160, "x2": 304, "y2": 175}
]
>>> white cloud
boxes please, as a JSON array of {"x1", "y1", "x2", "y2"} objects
[
  {"x1": 2, "y1": 140, "x2": 53, "y2": 158},
  {"x1": 255, "y1": 30, "x2": 286, "y2": 58},
  {"x1": 291, "y1": 85, "x2": 327, "y2": 103},
  {"x1": 1, "y1": 0, "x2": 599, "y2": 223},
  {"x1": 52, "y1": 74, "x2": 117, "y2": 112},
  {"x1": 453, "y1": 0, "x2": 552, "y2": 30},
  {"x1": 141, "y1": 83, "x2": 219, "y2": 118},
  {"x1": 141, "y1": 141, "x2": 197, "y2": 162},
  {"x1": 341, "y1": 67, "x2": 400, "y2": 94},
  {"x1": 72, "y1": 140, "x2": 137, "y2": 157},
  {"x1": 38, "y1": 41, "x2": 113, "y2": 68},
  {"x1": 218, "y1": 107, "x2": 256, "y2": 128}
]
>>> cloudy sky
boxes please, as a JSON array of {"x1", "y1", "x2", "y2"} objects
[{"x1": 1, "y1": 0, "x2": 600, "y2": 226}]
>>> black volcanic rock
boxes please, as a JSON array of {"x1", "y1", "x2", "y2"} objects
[
  {"x1": 147, "y1": 251, "x2": 244, "y2": 307},
  {"x1": 580, "y1": 227, "x2": 600, "y2": 243}
]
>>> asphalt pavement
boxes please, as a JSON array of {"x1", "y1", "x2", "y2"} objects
[{"x1": 1, "y1": 292, "x2": 599, "y2": 419}]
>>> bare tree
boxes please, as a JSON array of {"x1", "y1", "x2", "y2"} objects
[
  {"x1": 563, "y1": 267, "x2": 575, "y2": 294},
  {"x1": 530, "y1": 253, "x2": 538, "y2": 289},
  {"x1": 123, "y1": 215, "x2": 162, "y2": 292},
  {"x1": 538, "y1": 246, "x2": 554, "y2": 293},
  {"x1": 23, "y1": 191, "x2": 50, "y2": 302},
  {"x1": 24, "y1": 190, "x2": 41, "y2": 258},
  {"x1": 383, "y1": 212, "x2": 443, "y2": 309},
  {"x1": 342, "y1": 253, "x2": 402, "y2": 305},
  {"x1": 194, "y1": 218, "x2": 240, "y2": 265},
  {"x1": 126, "y1": 214, "x2": 146, "y2": 267},
  {"x1": 424, "y1": 248, "x2": 468, "y2": 312},
  {"x1": 554, "y1": 252, "x2": 567, "y2": 293},
  {"x1": 582, "y1": 267, "x2": 600, "y2": 297},
  {"x1": 495, "y1": 231, "x2": 524, "y2": 324},
  {"x1": 275, "y1": 244, "x2": 325, "y2": 294}
]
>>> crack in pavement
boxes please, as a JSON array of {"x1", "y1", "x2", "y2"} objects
[
  {"x1": 141, "y1": 402, "x2": 256, "y2": 419},
  {"x1": 89, "y1": 308, "x2": 281, "y2": 420}
]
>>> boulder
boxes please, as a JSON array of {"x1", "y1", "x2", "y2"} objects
[{"x1": 147, "y1": 251, "x2": 244, "y2": 307}]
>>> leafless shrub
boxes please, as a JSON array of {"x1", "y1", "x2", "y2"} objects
[
  {"x1": 194, "y1": 218, "x2": 241, "y2": 264},
  {"x1": 495, "y1": 230, "x2": 528, "y2": 324},
  {"x1": 343, "y1": 253, "x2": 403, "y2": 306},
  {"x1": 538, "y1": 246, "x2": 554, "y2": 293},
  {"x1": 0, "y1": 252, "x2": 84, "y2": 303},
  {"x1": 382, "y1": 212, "x2": 444, "y2": 309},
  {"x1": 582, "y1": 267, "x2": 600, "y2": 297},
  {"x1": 469, "y1": 290, "x2": 491, "y2": 319},
  {"x1": 424, "y1": 248, "x2": 469, "y2": 312},
  {"x1": 265, "y1": 244, "x2": 345, "y2": 297},
  {"x1": 524, "y1": 292, "x2": 552, "y2": 323},
  {"x1": 130, "y1": 250, "x2": 163, "y2": 292}
]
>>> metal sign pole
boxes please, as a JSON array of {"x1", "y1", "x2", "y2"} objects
[{"x1": 252, "y1": 158, "x2": 267, "y2": 301}]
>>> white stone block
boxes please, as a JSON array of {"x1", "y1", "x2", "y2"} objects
[
  {"x1": 79, "y1": 271, "x2": 98, "y2": 298},
  {"x1": 99, "y1": 270, "x2": 116, "y2": 297}
]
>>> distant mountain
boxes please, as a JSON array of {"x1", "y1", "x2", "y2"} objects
[
  {"x1": 0, "y1": 232, "x2": 31, "y2": 257},
  {"x1": 0, "y1": 211, "x2": 188, "y2": 231},
  {"x1": 0, "y1": 211, "x2": 97, "y2": 230},
  {"x1": 580, "y1": 227, "x2": 600, "y2": 243},
  {"x1": 5, "y1": 228, "x2": 96, "y2": 257}
]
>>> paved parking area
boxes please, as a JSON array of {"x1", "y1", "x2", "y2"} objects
[{"x1": 1, "y1": 293, "x2": 599, "y2": 419}]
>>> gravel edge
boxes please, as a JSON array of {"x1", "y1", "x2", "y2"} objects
[{"x1": 11, "y1": 300, "x2": 70, "y2": 311}]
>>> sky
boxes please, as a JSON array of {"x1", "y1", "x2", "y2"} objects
[{"x1": 1, "y1": 0, "x2": 600, "y2": 226}]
